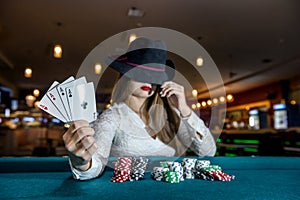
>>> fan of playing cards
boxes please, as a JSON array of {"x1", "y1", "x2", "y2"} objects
[{"x1": 38, "y1": 76, "x2": 97, "y2": 123}]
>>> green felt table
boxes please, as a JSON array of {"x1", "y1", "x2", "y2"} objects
[{"x1": 0, "y1": 156, "x2": 299, "y2": 200}]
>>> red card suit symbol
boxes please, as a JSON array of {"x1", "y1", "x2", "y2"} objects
[{"x1": 40, "y1": 104, "x2": 48, "y2": 110}]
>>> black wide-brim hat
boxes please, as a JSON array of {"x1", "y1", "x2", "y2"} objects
[{"x1": 107, "y1": 37, "x2": 175, "y2": 85}]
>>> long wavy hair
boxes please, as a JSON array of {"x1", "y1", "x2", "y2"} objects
[{"x1": 111, "y1": 75, "x2": 180, "y2": 144}]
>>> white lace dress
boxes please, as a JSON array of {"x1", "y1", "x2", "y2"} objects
[{"x1": 70, "y1": 102, "x2": 216, "y2": 180}]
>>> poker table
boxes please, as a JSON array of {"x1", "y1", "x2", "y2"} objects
[{"x1": 0, "y1": 156, "x2": 299, "y2": 200}]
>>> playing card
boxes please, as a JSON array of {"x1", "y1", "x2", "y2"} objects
[
  {"x1": 71, "y1": 82, "x2": 97, "y2": 123},
  {"x1": 46, "y1": 76, "x2": 75, "y2": 122},
  {"x1": 54, "y1": 76, "x2": 75, "y2": 121},
  {"x1": 63, "y1": 77, "x2": 87, "y2": 120},
  {"x1": 38, "y1": 81, "x2": 67, "y2": 122}
]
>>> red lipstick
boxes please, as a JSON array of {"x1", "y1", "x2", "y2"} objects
[{"x1": 141, "y1": 86, "x2": 151, "y2": 91}]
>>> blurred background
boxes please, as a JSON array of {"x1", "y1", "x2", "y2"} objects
[{"x1": 0, "y1": 0, "x2": 300, "y2": 157}]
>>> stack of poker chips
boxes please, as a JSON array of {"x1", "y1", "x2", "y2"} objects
[
  {"x1": 168, "y1": 161, "x2": 184, "y2": 181},
  {"x1": 111, "y1": 157, "x2": 148, "y2": 183},
  {"x1": 196, "y1": 165, "x2": 235, "y2": 181},
  {"x1": 194, "y1": 160, "x2": 214, "y2": 181},
  {"x1": 151, "y1": 158, "x2": 235, "y2": 183},
  {"x1": 111, "y1": 157, "x2": 132, "y2": 182},
  {"x1": 151, "y1": 166, "x2": 170, "y2": 182},
  {"x1": 181, "y1": 158, "x2": 197, "y2": 179},
  {"x1": 130, "y1": 157, "x2": 149, "y2": 181},
  {"x1": 151, "y1": 161, "x2": 182, "y2": 184},
  {"x1": 163, "y1": 171, "x2": 180, "y2": 183}
]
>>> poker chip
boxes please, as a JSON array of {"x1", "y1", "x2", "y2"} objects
[
  {"x1": 129, "y1": 157, "x2": 149, "y2": 181},
  {"x1": 200, "y1": 165, "x2": 222, "y2": 172},
  {"x1": 111, "y1": 157, "x2": 132, "y2": 183},
  {"x1": 195, "y1": 160, "x2": 210, "y2": 170},
  {"x1": 151, "y1": 167, "x2": 170, "y2": 181},
  {"x1": 181, "y1": 158, "x2": 197, "y2": 179},
  {"x1": 198, "y1": 164, "x2": 235, "y2": 182},
  {"x1": 194, "y1": 170, "x2": 214, "y2": 181},
  {"x1": 205, "y1": 170, "x2": 235, "y2": 182},
  {"x1": 167, "y1": 162, "x2": 184, "y2": 181},
  {"x1": 163, "y1": 171, "x2": 180, "y2": 183},
  {"x1": 159, "y1": 161, "x2": 170, "y2": 168}
]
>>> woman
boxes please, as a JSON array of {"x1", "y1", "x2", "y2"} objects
[{"x1": 63, "y1": 38, "x2": 216, "y2": 180}]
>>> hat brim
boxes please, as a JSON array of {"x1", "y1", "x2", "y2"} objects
[{"x1": 107, "y1": 57, "x2": 176, "y2": 85}]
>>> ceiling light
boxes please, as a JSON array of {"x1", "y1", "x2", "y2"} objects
[
  {"x1": 25, "y1": 95, "x2": 36, "y2": 107},
  {"x1": 219, "y1": 96, "x2": 226, "y2": 103},
  {"x1": 212, "y1": 98, "x2": 219, "y2": 105},
  {"x1": 207, "y1": 99, "x2": 212, "y2": 106},
  {"x1": 33, "y1": 89, "x2": 40, "y2": 97},
  {"x1": 53, "y1": 44, "x2": 63, "y2": 58},
  {"x1": 201, "y1": 101, "x2": 207, "y2": 107},
  {"x1": 129, "y1": 34, "x2": 137, "y2": 44},
  {"x1": 191, "y1": 104, "x2": 196, "y2": 110},
  {"x1": 94, "y1": 63, "x2": 102, "y2": 75},
  {"x1": 226, "y1": 94, "x2": 234, "y2": 102},
  {"x1": 196, "y1": 102, "x2": 201, "y2": 108},
  {"x1": 127, "y1": 7, "x2": 144, "y2": 17},
  {"x1": 196, "y1": 57, "x2": 204, "y2": 67},
  {"x1": 192, "y1": 89, "x2": 198, "y2": 97},
  {"x1": 34, "y1": 101, "x2": 40, "y2": 109},
  {"x1": 24, "y1": 67, "x2": 32, "y2": 78},
  {"x1": 290, "y1": 100, "x2": 296, "y2": 105}
]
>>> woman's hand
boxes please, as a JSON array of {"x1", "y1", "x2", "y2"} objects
[
  {"x1": 160, "y1": 81, "x2": 191, "y2": 117},
  {"x1": 63, "y1": 120, "x2": 98, "y2": 171}
]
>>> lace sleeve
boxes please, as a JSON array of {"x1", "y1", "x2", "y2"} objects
[
  {"x1": 176, "y1": 111, "x2": 216, "y2": 157},
  {"x1": 71, "y1": 108, "x2": 117, "y2": 180}
]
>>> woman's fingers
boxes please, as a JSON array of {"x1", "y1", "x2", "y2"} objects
[
  {"x1": 160, "y1": 81, "x2": 185, "y2": 98},
  {"x1": 66, "y1": 127, "x2": 95, "y2": 152},
  {"x1": 62, "y1": 120, "x2": 97, "y2": 162},
  {"x1": 160, "y1": 81, "x2": 191, "y2": 117},
  {"x1": 73, "y1": 137, "x2": 97, "y2": 161},
  {"x1": 62, "y1": 120, "x2": 90, "y2": 143}
]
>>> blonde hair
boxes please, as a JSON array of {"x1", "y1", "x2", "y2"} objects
[
  {"x1": 111, "y1": 75, "x2": 131, "y2": 104},
  {"x1": 143, "y1": 87, "x2": 180, "y2": 144},
  {"x1": 111, "y1": 75, "x2": 180, "y2": 144}
]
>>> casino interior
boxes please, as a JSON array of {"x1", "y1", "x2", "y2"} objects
[{"x1": 0, "y1": 1, "x2": 300, "y2": 158}]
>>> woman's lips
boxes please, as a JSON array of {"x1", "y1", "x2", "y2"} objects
[{"x1": 141, "y1": 86, "x2": 151, "y2": 91}]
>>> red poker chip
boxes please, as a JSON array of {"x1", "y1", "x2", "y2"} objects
[{"x1": 111, "y1": 158, "x2": 133, "y2": 183}]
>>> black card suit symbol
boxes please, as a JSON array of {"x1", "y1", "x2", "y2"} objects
[
  {"x1": 68, "y1": 89, "x2": 72, "y2": 97},
  {"x1": 81, "y1": 101, "x2": 88, "y2": 109},
  {"x1": 93, "y1": 112, "x2": 97, "y2": 119},
  {"x1": 60, "y1": 88, "x2": 65, "y2": 95},
  {"x1": 50, "y1": 93, "x2": 56, "y2": 100}
]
